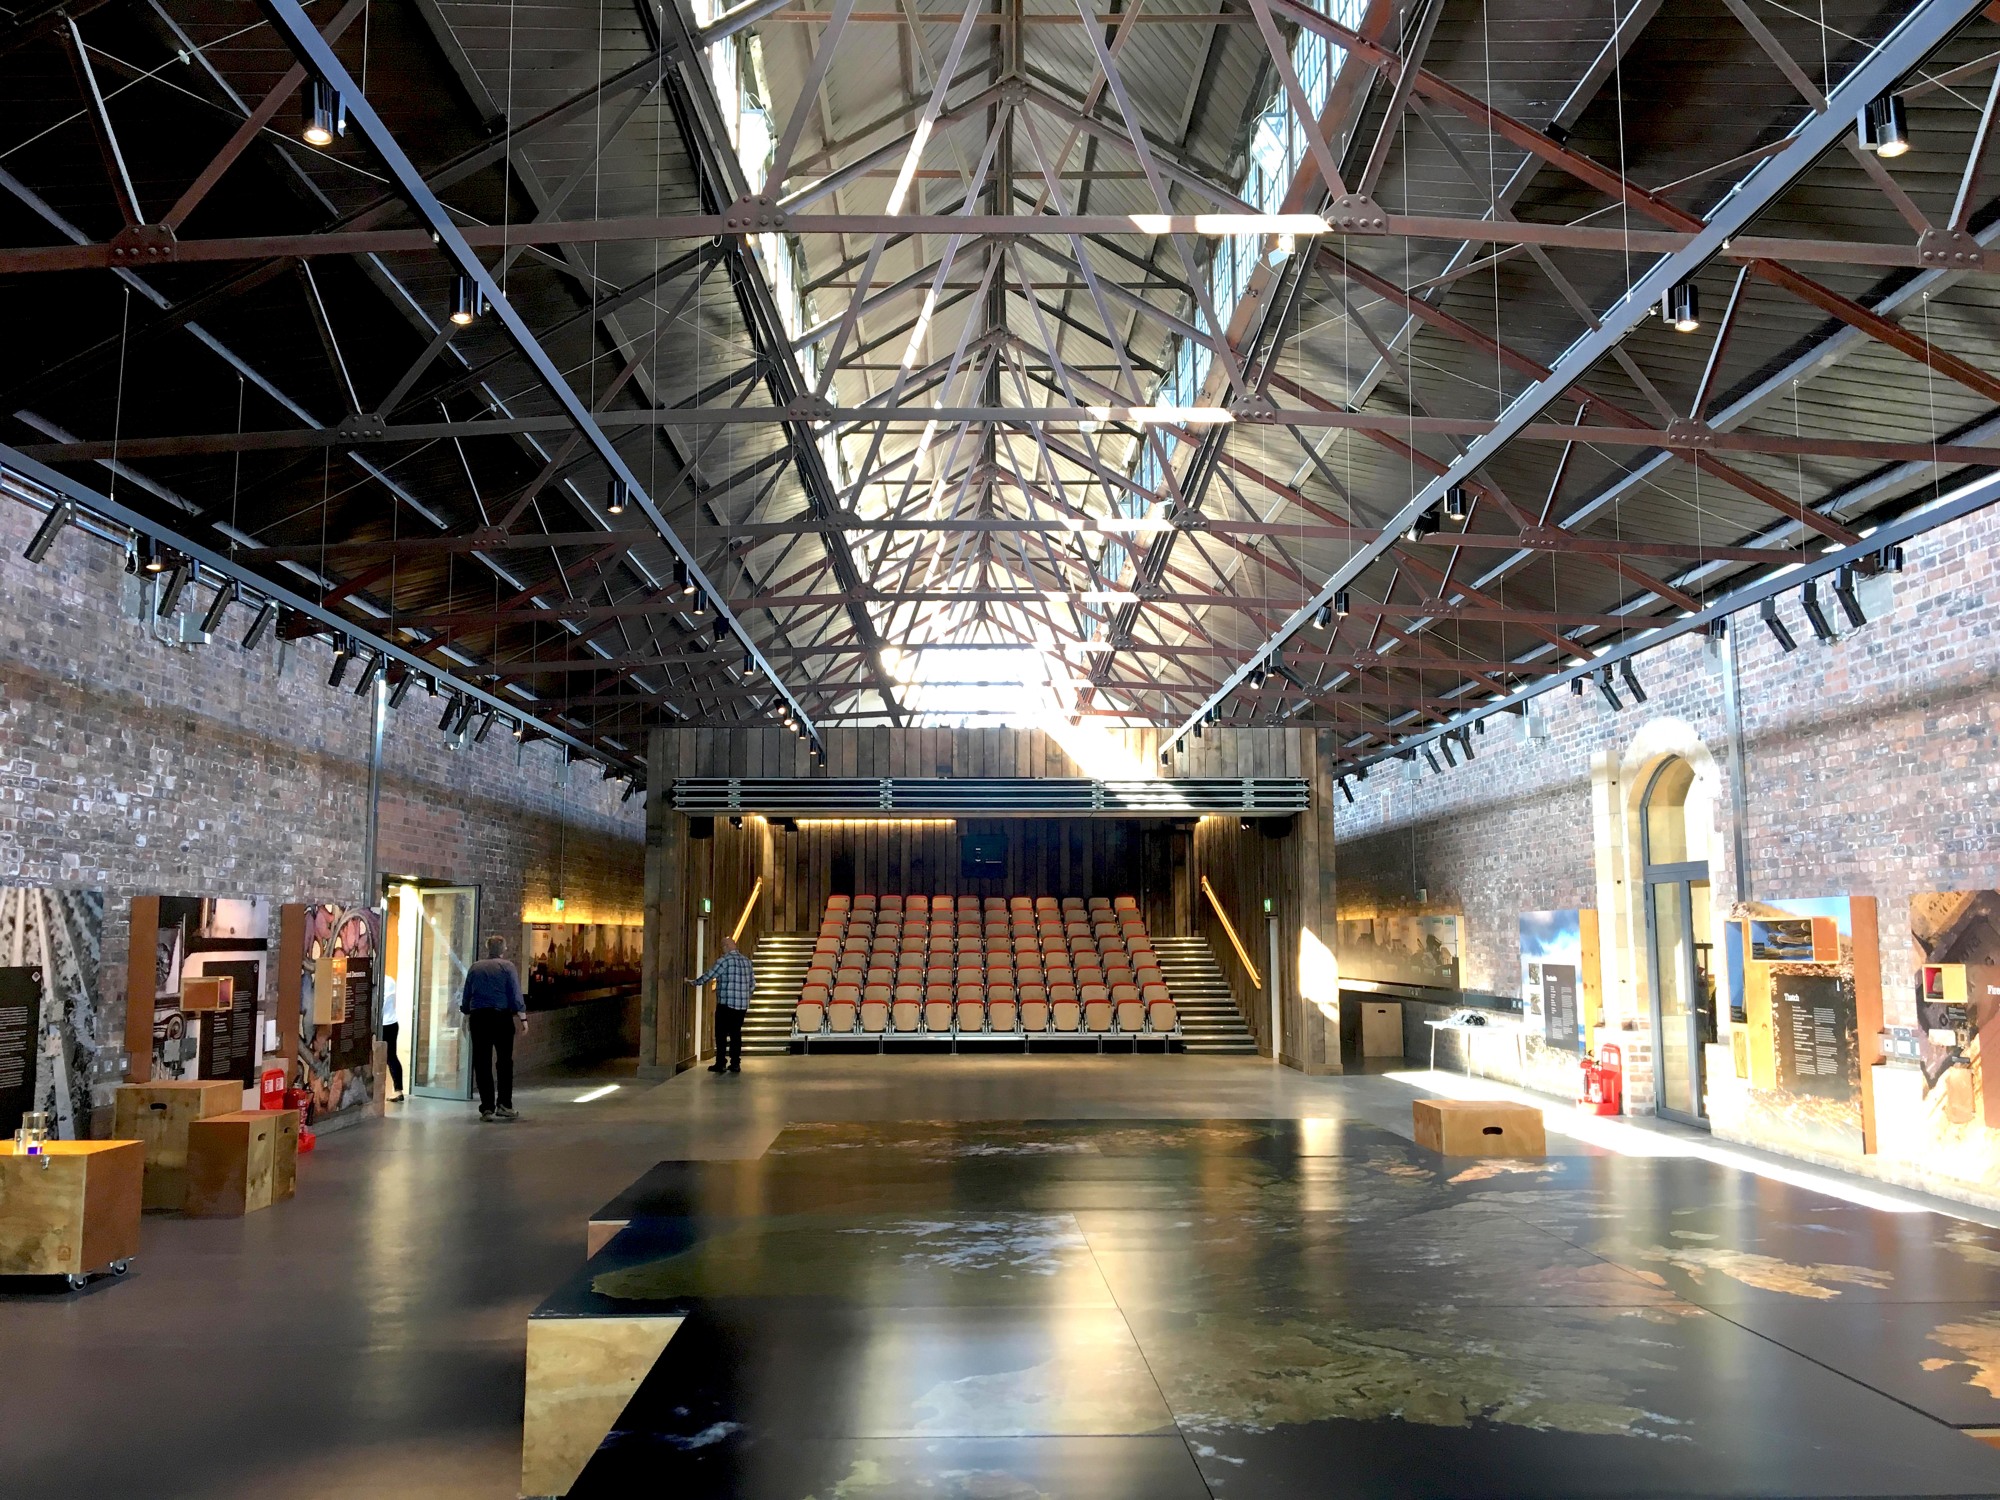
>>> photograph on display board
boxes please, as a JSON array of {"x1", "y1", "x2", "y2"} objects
[
  {"x1": 1709, "y1": 896, "x2": 1876, "y2": 1158},
  {"x1": 0, "y1": 886, "x2": 103, "y2": 1140},
  {"x1": 1519, "y1": 909, "x2": 1598, "y2": 1053},
  {"x1": 1334, "y1": 914, "x2": 1462, "y2": 990},
  {"x1": 524, "y1": 921, "x2": 643, "y2": 1007},
  {"x1": 1874, "y1": 891, "x2": 2000, "y2": 1190},
  {"x1": 296, "y1": 903, "x2": 379, "y2": 1126},
  {"x1": 149, "y1": 896, "x2": 269, "y2": 1087}
]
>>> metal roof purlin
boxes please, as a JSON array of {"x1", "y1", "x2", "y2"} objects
[{"x1": 1166, "y1": 0, "x2": 1993, "y2": 752}]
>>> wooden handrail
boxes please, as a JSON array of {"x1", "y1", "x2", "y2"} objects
[
  {"x1": 1201, "y1": 876, "x2": 1261, "y2": 990},
  {"x1": 730, "y1": 876, "x2": 764, "y2": 943}
]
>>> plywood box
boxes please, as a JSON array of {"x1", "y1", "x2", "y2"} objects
[
  {"x1": 1361, "y1": 1001, "x2": 1404, "y2": 1058},
  {"x1": 0, "y1": 1140, "x2": 143, "y2": 1276},
  {"x1": 1413, "y1": 1098, "x2": 1547, "y2": 1157},
  {"x1": 113, "y1": 1080, "x2": 242, "y2": 1210},
  {"x1": 180, "y1": 976, "x2": 233, "y2": 1012},
  {"x1": 184, "y1": 1111, "x2": 277, "y2": 1217},
  {"x1": 266, "y1": 1109, "x2": 300, "y2": 1202}
]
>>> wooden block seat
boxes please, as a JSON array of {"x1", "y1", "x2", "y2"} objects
[
  {"x1": 1412, "y1": 1099, "x2": 1547, "y2": 1157},
  {"x1": 0, "y1": 1139, "x2": 144, "y2": 1280},
  {"x1": 185, "y1": 1110, "x2": 296, "y2": 1217},
  {"x1": 114, "y1": 1080, "x2": 242, "y2": 1211}
]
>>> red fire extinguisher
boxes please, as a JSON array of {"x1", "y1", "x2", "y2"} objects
[{"x1": 1580, "y1": 1045, "x2": 1623, "y2": 1116}]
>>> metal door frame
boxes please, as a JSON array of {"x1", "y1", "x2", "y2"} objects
[
  {"x1": 398, "y1": 881, "x2": 479, "y2": 1100},
  {"x1": 1640, "y1": 759, "x2": 1710, "y2": 1126}
]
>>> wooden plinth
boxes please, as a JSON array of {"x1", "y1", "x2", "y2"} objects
[
  {"x1": 113, "y1": 1080, "x2": 242, "y2": 1211},
  {"x1": 0, "y1": 1140, "x2": 144, "y2": 1276},
  {"x1": 523, "y1": 1313, "x2": 682, "y2": 1499},
  {"x1": 184, "y1": 1111, "x2": 288, "y2": 1217},
  {"x1": 1413, "y1": 1098, "x2": 1547, "y2": 1157}
]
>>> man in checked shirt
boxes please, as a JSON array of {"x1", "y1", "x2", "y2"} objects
[{"x1": 690, "y1": 935, "x2": 755, "y2": 1074}]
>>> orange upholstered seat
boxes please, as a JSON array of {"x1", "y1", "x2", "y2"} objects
[
  {"x1": 894, "y1": 990, "x2": 923, "y2": 1031},
  {"x1": 796, "y1": 990, "x2": 826, "y2": 1032},
  {"x1": 1019, "y1": 984, "x2": 1049, "y2": 1031},
  {"x1": 924, "y1": 988, "x2": 953, "y2": 1030},
  {"x1": 1147, "y1": 995, "x2": 1177, "y2": 1032},
  {"x1": 1051, "y1": 995, "x2": 1081, "y2": 1032},
  {"x1": 1081, "y1": 984, "x2": 1111, "y2": 1032},
  {"x1": 987, "y1": 983, "x2": 1017, "y2": 1029},
  {"x1": 1112, "y1": 984, "x2": 1142, "y2": 1032},
  {"x1": 860, "y1": 988, "x2": 890, "y2": 1032},
  {"x1": 957, "y1": 991, "x2": 986, "y2": 1031}
]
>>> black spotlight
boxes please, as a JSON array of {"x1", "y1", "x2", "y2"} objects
[
  {"x1": 302, "y1": 79, "x2": 345, "y2": 146},
  {"x1": 1858, "y1": 90, "x2": 1910, "y2": 158},
  {"x1": 1834, "y1": 564, "x2": 1867, "y2": 628},
  {"x1": 1193, "y1": 723, "x2": 1203, "y2": 741},
  {"x1": 1662, "y1": 281, "x2": 1700, "y2": 333},
  {"x1": 449, "y1": 273, "x2": 486, "y2": 327},
  {"x1": 691, "y1": 590, "x2": 708, "y2": 616},
  {"x1": 388, "y1": 667, "x2": 416, "y2": 708},
  {"x1": 1761, "y1": 596, "x2": 1798, "y2": 653},
  {"x1": 1595, "y1": 666, "x2": 1623, "y2": 710},
  {"x1": 1439, "y1": 735, "x2": 1458, "y2": 768},
  {"x1": 1314, "y1": 601, "x2": 1334, "y2": 629},
  {"x1": 1338, "y1": 776, "x2": 1355, "y2": 804},
  {"x1": 473, "y1": 710, "x2": 498, "y2": 743},
  {"x1": 24, "y1": 501, "x2": 71, "y2": 563},
  {"x1": 1571, "y1": 676, "x2": 1586, "y2": 696},
  {"x1": 1423, "y1": 745, "x2": 1442, "y2": 774},
  {"x1": 675, "y1": 558, "x2": 696, "y2": 595},
  {"x1": 438, "y1": 694, "x2": 462, "y2": 732},
  {"x1": 713, "y1": 617, "x2": 730, "y2": 645},
  {"x1": 1335, "y1": 589, "x2": 1351, "y2": 617},
  {"x1": 138, "y1": 536, "x2": 166, "y2": 573},
  {"x1": 1403, "y1": 509, "x2": 1440, "y2": 543},
  {"x1": 606, "y1": 478, "x2": 627, "y2": 516},
  {"x1": 742, "y1": 649, "x2": 756, "y2": 677},
  {"x1": 1458, "y1": 728, "x2": 1475, "y2": 761},
  {"x1": 353, "y1": 651, "x2": 384, "y2": 695},
  {"x1": 199, "y1": 580, "x2": 236, "y2": 636},
  {"x1": 1443, "y1": 484, "x2": 1470, "y2": 522},
  {"x1": 156, "y1": 557, "x2": 193, "y2": 617},
  {"x1": 241, "y1": 599, "x2": 276, "y2": 651},
  {"x1": 1619, "y1": 659, "x2": 1647, "y2": 704},
  {"x1": 327, "y1": 636, "x2": 356, "y2": 688},
  {"x1": 1800, "y1": 578, "x2": 1837, "y2": 642},
  {"x1": 1248, "y1": 664, "x2": 1267, "y2": 689}
]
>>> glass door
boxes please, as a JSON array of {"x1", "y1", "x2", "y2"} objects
[{"x1": 409, "y1": 885, "x2": 477, "y2": 1099}]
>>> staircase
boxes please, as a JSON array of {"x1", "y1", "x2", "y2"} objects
[
  {"x1": 1151, "y1": 937, "x2": 1259, "y2": 1055},
  {"x1": 742, "y1": 934, "x2": 815, "y2": 1056}
]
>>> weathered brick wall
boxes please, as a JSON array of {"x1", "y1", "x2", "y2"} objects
[
  {"x1": 1334, "y1": 497, "x2": 2000, "y2": 1111},
  {"x1": 0, "y1": 498, "x2": 643, "y2": 1106}
]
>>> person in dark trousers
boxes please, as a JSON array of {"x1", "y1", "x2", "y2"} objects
[
  {"x1": 461, "y1": 934, "x2": 527, "y2": 1121},
  {"x1": 381, "y1": 973, "x2": 405, "y2": 1102},
  {"x1": 690, "y1": 935, "x2": 754, "y2": 1073}
]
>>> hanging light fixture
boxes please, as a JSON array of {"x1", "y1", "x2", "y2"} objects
[
  {"x1": 1313, "y1": 601, "x2": 1333, "y2": 629},
  {"x1": 156, "y1": 557, "x2": 193, "y2": 617},
  {"x1": 24, "y1": 502, "x2": 71, "y2": 564},
  {"x1": 1761, "y1": 596, "x2": 1798, "y2": 653},
  {"x1": 199, "y1": 580, "x2": 236, "y2": 636},
  {"x1": 1619, "y1": 658, "x2": 1648, "y2": 704},
  {"x1": 1595, "y1": 666, "x2": 1624, "y2": 711},
  {"x1": 302, "y1": 80, "x2": 345, "y2": 147},
  {"x1": 1248, "y1": 663, "x2": 1267, "y2": 689},
  {"x1": 674, "y1": 558, "x2": 696, "y2": 595},
  {"x1": 1662, "y1": 281, "x2": 1700, "y2": 333},
  {"x1": 606, "y1": 478, "x2": 627, "y2": 516},
  {"x1": 353, "y1": 650, "x2": 384, "y2": 695},
  {"x1": 1443, "y1": 484, "x2": 1470, "y2": 522},
  {"x1": 1334, "y1": 589, "x2": 1351, "y2": 618},
  {"x1": 327, "y1": 635, "x2": 356, "y2": 689},
  {"x1": 1800, "y1": 578, "x2": 1837, "y2": 642},
  {"x1": 387, "y1": 667, "x2": 416, "y2": 708},
  {"x1": 241, "y1": 599, "x2": 276, "y2": 651},
  {"x1": 449, "y1": 274, "x2": 485, "y2": 326},
  {"x1": 1858, "y1": 91, "x2": 1910, "y2": 158}
]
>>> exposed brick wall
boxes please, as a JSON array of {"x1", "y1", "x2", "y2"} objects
[
  {"x1": 1332, "y1": 497, "x2": 2000, "y2": 1118},
  {"x1": 0, "y1": 497, "x2": 643, "y2": 1109}
]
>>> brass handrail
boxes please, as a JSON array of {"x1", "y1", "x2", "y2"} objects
[
  {"x1": 1201, "y1": 876, "x2": 1262, "y2": 989},
  {"x1": 730, "y1": 876, "x2": 764, "y2": 943}
]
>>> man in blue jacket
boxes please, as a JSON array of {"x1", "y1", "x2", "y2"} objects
[{"x1": 461, "y1": 934, "x2": 527, "y2": 1121}]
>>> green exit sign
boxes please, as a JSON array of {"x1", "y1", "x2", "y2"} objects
[
  {"x1": 1262, "y1": 897, "x2": 1273, "y2": 914},
  {"x1": 700, "y1": 897, "x2": 712, "y2": 914}
]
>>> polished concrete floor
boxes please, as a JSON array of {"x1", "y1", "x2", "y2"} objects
[{"x1": 10, "y1": 1057, "x2": 2000, "y2": 1498}]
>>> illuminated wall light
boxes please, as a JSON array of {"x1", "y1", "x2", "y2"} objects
[
  {"x1": 302, "y1": 80, "x2": 345, "y2": 147},
  {"x1": 23, "y1": 502, "x2": 71, "y2": 563}
]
